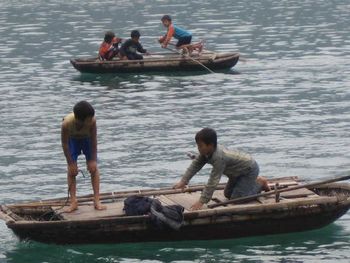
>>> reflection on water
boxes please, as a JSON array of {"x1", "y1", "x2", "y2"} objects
[
  {"x1": 71, "y1": 68, "x2": 240, "y2": 91},
  {"x1": 0, "y1": 0, "x2": 350, "y2": 262}
]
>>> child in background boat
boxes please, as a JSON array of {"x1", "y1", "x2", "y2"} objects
[
  {"x1": 99, "y1": 31, "x2": 122, "y2": 60},
  {"x1": 61, "y1": 101, "x2": 106, "y2": 213},
  {"x1": 120, "y1": 30, "x2": 149, "y2": 60},
  {"x1": 159, "y1": 15, "x2": 203, "y2": 54},
  {"x1": 173, "y1": 128, "x2": 270, "y2": 211}
]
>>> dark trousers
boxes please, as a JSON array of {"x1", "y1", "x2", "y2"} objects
[
  {"x1": 224, "y1": 162, "x2": 261, "y2": 199},
  {"x1": 126, "y1": 52, "x2": 143, "y2": 60},
  {"x1": 104, "y1": 47, "x2": 119, "y2": 60}
]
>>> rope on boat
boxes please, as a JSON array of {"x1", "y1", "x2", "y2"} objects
[
  {"x1": 39, "y1": 170, "x2": 87, "y2": 221},
  {"x1": 164, "y1": 47, "x2": 215, "y2": 74}
]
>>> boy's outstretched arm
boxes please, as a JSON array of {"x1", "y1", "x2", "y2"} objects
[
  {"x1": 173, "y1": 155, "x2": 207, "y2": 190},
  {"x1": 88, "y1": 118, "x2": 98, "y2": 174},
  {"x1": 173, "y1": 180, "x2": 186, "y2": 190},
  {"x1": 162, "y1": 25, "x2": 175, "y2": 48},
  {"x1": 61, "y1": 121, "x2": 73, "y2": 165},
  {"x1": 61, "y1": 121, "x2": 78, "y2": 177},
  {"x1": 191, "y1": 159, "x2": 225, "y2": 210},
  {"x1": 90, "y1": 117, "x2": 97, "y2": 161}
]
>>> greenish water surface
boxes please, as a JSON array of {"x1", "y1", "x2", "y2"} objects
[{"x1": 0, "y1": 0, "x2": 350, "y2": 262}]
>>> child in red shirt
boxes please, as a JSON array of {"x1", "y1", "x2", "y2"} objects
[{"x1": 99, "y1": 31, "x2": 122, "y2": 60}]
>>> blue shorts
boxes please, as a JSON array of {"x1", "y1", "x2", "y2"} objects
[{"x1": 68, "y1": 138, "x2": 93, "y2": 162}]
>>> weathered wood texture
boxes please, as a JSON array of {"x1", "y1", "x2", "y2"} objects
[
  {"x1": 2, "y1": 178, "x2": 350, "y2": 245},
  {"x1": 70, "y1": 52, "x2": 239, "y2": 73}
]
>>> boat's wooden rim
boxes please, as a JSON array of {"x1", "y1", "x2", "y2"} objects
[
  {"x1": 2, "y1": 195, "x2": 347, "y2": 228},
  {"x1": 70, "y1": 52, "x2": 239, "y2": 65},
  {"x1": 5, "y1": 176, "x2": 300, "y2": 208},
  {"x1": 2, "y1": 183, "x2": 350, "y2": 226}
]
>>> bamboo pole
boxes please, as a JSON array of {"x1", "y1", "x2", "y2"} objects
[
  {"x1": 208, "y1": 175, "x2": 350, "y2": 208},
  {"x1": 0, "y1": 205, "x2": 23, "y2": 221},
  {"x1": 7, "y1": 179, "x2": 300, "y2": 209},
  {"x1": 8, "y1": 184, "x2": 227, "y2": 208},
  {"x1": 189, "y1": 196, "x2": 340, "y2": 219},
  {"x1": 0, "y1": 207, "x2": 16, "y2": 223}
]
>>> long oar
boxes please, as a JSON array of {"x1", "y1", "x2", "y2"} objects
[
  {"x1": 164, "y1": 46, "x2": 215, "y2": 74},
  {"x1": 208, "y1": 174, "x2": 350, "y2": 208}
]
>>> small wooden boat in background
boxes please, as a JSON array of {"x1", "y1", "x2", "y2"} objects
[
  {"x1": 1, "y1": 176, "x2": 350, "y2": 245},
  {"x1": 70, "y1": 51, "x2": 239, "y2": 74}
]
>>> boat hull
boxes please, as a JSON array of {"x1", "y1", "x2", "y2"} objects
[
  {"x1": 7, "y1": 203, "x2": 349, "y2": 245},
  {"x1": 70, "y1": 52, "x2": 239, "y2": 74},
  {"x1": 3, "y1": 183, "x2": 350, "y2": 245}
]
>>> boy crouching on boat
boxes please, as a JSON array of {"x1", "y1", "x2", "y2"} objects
[
  {"x1": 120, "y1": 30, "x2": 149, "y2": 60},
  {"x1": 61, "y1": 101, "x2": 106, "y2": 212},
  {"x1": 159, "y1": 15, "x2": 203, "y2": 54},
  {"x1": 99, "y1": 31, "x2": 122, "y2": 60},
  {"x1": 173, "y1": 128, "x2": 270, "y2": 210}
]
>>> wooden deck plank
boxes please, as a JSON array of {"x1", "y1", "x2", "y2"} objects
[
  {"x1": 54, "y1": 184, "x2": 318, "y2": 220},
  {"x1": 157, "y1": 195, "x2": 180, "y2": 206},
  {"x1": 56, "y1": 202, "x2": 125, "y2": 221},
  {"x1": 165, "y1": 192, "x2": 202, "y2": 210}
]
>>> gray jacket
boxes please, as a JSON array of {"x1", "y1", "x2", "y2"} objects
[{"x1": 181, "y1": 145, "x2": 257, "y2": 203}]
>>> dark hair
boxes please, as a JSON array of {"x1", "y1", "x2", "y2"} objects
[
  {"x1": 131, "y1": 30, "x2": 140, "y2": 38},
  {"x1": 195, "y1": 128, "x2": 217, "y2": 148},
  {"x1": 104, "y1": 31, "x2": 115, "y2": 43},
  {"x1": 73, "y1": 101, "x2": 95, "y2": 121},
  {"x1": 161, "y1": 15, "x2": 172, "y2": 22}
]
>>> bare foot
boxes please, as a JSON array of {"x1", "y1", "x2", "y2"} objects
[
  {"x1": 257, "y1": 176, "x2": 271, "y2": 192},
  {"x1": 64, "y1": 202, "x2": 78, "y2": 213},
  {"x1": 198, "y1": 43, "x2": 203, "y2": 54},
  {"x1": 94, "y1": 202, "x2": 107, "y2": 211}
]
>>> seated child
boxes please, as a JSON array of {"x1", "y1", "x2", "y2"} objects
[
  {"x1": 120, "y1": 30, "x2": 149, "y2": 60},
  {"x1": 99, "y1": 31, "x2": 122, "y2": 60},
  {"x1": 173, "y1": 128, "x2": 270, "y2": 211},
  {"x1": 159, "y1": 15, "x2": 203, "y2": 54}
]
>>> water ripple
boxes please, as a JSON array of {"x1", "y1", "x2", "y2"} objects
[{"x1": 1, "y1": 0, "x2": 350, "y2": 262}]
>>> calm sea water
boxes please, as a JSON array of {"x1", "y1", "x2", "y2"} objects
[{"x1": 1, "y1": 0, "x2": 350, "y2": 262}]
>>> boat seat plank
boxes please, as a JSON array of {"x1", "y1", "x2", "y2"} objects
[
  {"x1": 209, "y1": 191, "x2": 261, "y2": 207},
  {"x1": 256, "y1": 188, "x2": 318, "y2": 204},
  {"x1": 268, "y1": 181, "x2": 299, "y2": 189},
  {"x1": 280, "y1": 187, "x2": 316, "y2": 198},
  {"x1": 55, "y1": 202, "x2": 125, "y2": 221}
]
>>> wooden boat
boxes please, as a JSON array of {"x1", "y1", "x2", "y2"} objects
[
  {"x1": 1, "y1": 176, "x2": 350, "y2": 245},
  {"x1": 70, "y1": 51, "x2": 239, "y2": 74}
]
